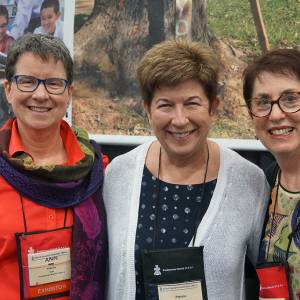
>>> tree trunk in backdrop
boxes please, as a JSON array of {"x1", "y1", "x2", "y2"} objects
[
  {"x1": 192, "y1": 0, "x2": 215, "y2": 44},
  {"x1": 75, "y1": 0, "x2": 175, "y2": 97},
  {"x1": 249, "y1": 0, "x2": 270, "y2": 53}
]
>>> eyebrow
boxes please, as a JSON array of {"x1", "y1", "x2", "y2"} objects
[
  {"x1": 185, "y1": 96, "x2": 203, "y2": 101},
  {"x1": 255, "y1": 89, "x2": 298, "y2": 97},
  {"x1": 254, "y1": 93, "x2": 269, "y2": 98},
  {"x1": 155, "y1": 95, "x2": 202, "y2": 102},
  {"x1": 280, "y1": 89, "x2": 299, "y2": 93}
]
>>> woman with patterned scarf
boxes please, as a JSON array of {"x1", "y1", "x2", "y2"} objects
[{"x1": 0, "y1": 34, "x2": 107, "y2": 299}]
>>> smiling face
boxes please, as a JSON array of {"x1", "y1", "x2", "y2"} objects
[
  {"x1": 144, "y1": 79, "x2": 218, "y2": 161},
  {"x1": 252, "y1": 71, "x2": 300, "y2": 159},
  {"x1": 4, "y1": 52, "x2": 72, "y2": 134},
  {"x1": 41, "y1": 6, "x2": 60, "y2": 35}
]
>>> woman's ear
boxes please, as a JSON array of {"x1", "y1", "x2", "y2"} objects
[
  {"x1": 209, "y1": 96, "x2": 220, "y2": 115},
  {"x1": 143, "y1": 99, "x2": 151, "y2": 122},
  {"x1": 67, "y1": 85, "x2": 74, "y2": 106},
  {"x1": 3, "y1": 80, "x2": 12, "y2": 105},
  {"x1": 247, "y1": 107, "x2": 254, "y2": 119}
]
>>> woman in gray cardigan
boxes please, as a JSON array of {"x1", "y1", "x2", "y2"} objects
[{"x1": 104, "y1": 40, "x2": 269, "y2": 300}]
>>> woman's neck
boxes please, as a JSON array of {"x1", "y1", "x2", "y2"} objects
[
  {"x1": 146, "y1": 140, "x2": 219, "y2": 185},
  {"x1": 277, "y1": 155, "x2": 300, "y2": 192},
  {"x1": 18, "y1": 123, "x2": 67, "y2": 166}
]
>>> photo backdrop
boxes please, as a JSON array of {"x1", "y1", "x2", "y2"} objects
[
  {"x1": 73, "y1": 0, "x2": 299, "y2": 139},
  {"x1": 0, "y1": 0, "x2": 70, "y2": 125}
]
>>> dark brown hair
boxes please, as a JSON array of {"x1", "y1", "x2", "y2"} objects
[{"x1": 243, "y1": 48, "x2": 300, "y2": 106}]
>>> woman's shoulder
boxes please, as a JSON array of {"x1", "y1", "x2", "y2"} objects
[
  {"x1": 218, "y1": 146, "x2": 269, "y2": 203},
  {"x1": 106, "y1": 141, "x2": 153, "y2": 174},
  {"x1": 219, "y1": 145, "x2": 265, "y2": 177}
]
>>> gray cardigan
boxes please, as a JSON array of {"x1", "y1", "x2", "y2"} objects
[{"x1": 103, "y1": 141, "x2": 269, "y2": 300}]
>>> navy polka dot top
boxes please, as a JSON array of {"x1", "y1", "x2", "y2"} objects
[{"x1": 134, "y1": 165, "x2": 217, "y2": 299}]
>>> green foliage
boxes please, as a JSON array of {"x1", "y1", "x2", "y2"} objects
[{"x1": 207, "y1": 0, "x2": 300, "y2": 55}]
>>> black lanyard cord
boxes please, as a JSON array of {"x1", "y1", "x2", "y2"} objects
[
  {"x1": 266, "y1": 170, "x2": 280, "y2": 261},
  {"x1": 285, "y1": 202, "x2": 300, "y2": 261},
  {"x1": 191, "y1": 144, "x2": 209, "y2": 247},
  {"x1": 19, "y1": 194, "x2": 68, "y2": 232},
  {"x1": 286, "y1": 219, "x2": 300, "y2": 261},
  {"x1": 153, "y1": 143, "x2": 210, "y2": 249},
  {"x1": 267, "y1": 170, "x2": 300, "y2": 262},
  {"x1": 20, "y1": 194, "x2": 28, "y2": 233},
  {"x1": 63, "y1": 207, "x2": 68, "y2": 227},
  {"x1": 152, "y1": 148, "x2": 162, "y2": 249}
]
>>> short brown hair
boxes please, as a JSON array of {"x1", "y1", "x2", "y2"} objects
[
  {"x1": 243, "y1": 48, "x2": 300, "y2": 106},
  {"x1": 6, "y1": 34, "x2": 73, "y2": 83},
  {"x1": 137, "y1": 40, "x2": 220, "y2": 106}
]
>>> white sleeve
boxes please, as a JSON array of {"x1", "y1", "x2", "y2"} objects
[
  {"x1": 33, "y1": 26, "x2": 42, "y2": 34},
  {"x1": 10, "y1": 1, "x2": 35, "y2": 40}
]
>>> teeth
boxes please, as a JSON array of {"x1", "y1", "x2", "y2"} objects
[
  {"x1": 172, "y1": 131, "x2": 191, "y2": 138},
  {"x1": 270, "y1": 128, "x2": 292, "y2": 135},
  {"x1": 29, "y1": 106, "x2": 50, "y2": 112}
]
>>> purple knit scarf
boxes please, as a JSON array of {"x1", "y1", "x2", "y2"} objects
[{"x1": 0, "y1": 121, "x2": 107, "y2": 300}]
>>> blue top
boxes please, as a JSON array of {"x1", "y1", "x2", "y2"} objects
[{"x1": 135, "y1": 165, "x2": 217, "y2": 299}]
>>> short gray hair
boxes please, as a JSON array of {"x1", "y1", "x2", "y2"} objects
[{"x1": 5, "y1": 34, "x2": 73, "y2": 83}]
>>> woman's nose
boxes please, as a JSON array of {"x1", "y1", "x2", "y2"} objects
[
  {"x1": 32, "y1": 82, "x2": 49, "y2": 100},
  {"x1": 268, "y1": 102, "x2": 286, "y2": 121},
  {"x1": 171, "y1": 107, "x2": 189, "y2": 127}
]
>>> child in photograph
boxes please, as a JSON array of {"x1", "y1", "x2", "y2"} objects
[
  {"x1": 34, "y1": 0, "x2": 63, "y2": 40},
  {"x1": 9, "y1": 0, "x2": 42, "y2": 40},
  {"x1": 0, "y1": 5, "x2": 14, "y2": 54}
]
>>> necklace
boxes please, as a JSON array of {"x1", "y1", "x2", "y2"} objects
[{"x1": 152, "y1": 143, "x2": 210, "y2": 248}]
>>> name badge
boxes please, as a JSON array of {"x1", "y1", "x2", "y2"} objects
[
  {"x1": 256, "y1": 262, "x2": 290, "y2": 300},
  {"x1": 158, "y1": 281, "x2": 203, "y2": 300},
  {"x1": 142, "y1": 247, "x2": 207, "y2": 300},
  {"x1": 28, "y1": 247, "x2": 71, "y2": 286},
  {"x1": 259, "y1": 298, "x2": 285, "y2": 300},
  {"x1": 15, "y1": 226, "x2": 73, "y2": 299}
]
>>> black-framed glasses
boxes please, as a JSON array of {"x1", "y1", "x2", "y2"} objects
[
  {"x1": 12, "y1": 75, "x2": 69, "y2": 95},
  {"x1": 248, "y1": 92, "x2": 300, "y2": 118}
]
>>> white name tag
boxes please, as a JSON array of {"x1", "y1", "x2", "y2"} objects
[
  {"x1": 28, "y1": 248, "x2": 71, "y2": 286},
  {"x1": 158, "y1": 281, "x2": 203, "y2": 300}
]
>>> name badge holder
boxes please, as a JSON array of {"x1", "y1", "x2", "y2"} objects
[
  {"x1": 256, "y1": 262, "x2": 289, "y2": 300},
  {"x1": 142, "y1": 246, "x2": 207, "y2": 300},
  {"x1": 256, "y1": 171, "x2": 298, "y2": 300},
  {"x1": 141, "y1": 146, "x2": 209, "y2": 300},
  {"x1": 15, "y1": 195, "x2": 72, "y2": 300}
]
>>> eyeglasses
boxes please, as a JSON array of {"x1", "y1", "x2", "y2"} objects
[
  {"x1": 248, "y1": 92, "x2": 300, "y2": 118},
  {"x1": 12, "y1": 75, "x2": 69, "y2": 95}
]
